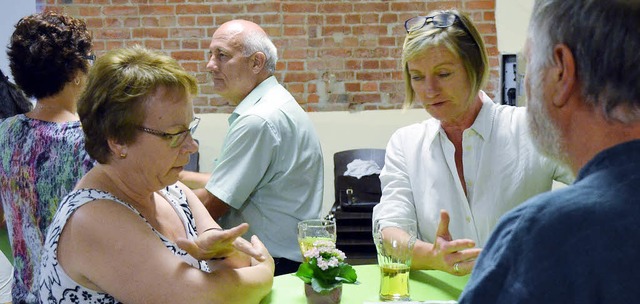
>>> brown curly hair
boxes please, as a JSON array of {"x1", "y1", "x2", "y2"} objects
[{"x1": 7, "y1": 11, "x2": 92, "y2": 99}]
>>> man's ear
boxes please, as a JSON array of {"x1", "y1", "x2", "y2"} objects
[
  {"x1": 550, "y1": 44, "x2": 577, "y2": 108},
  {"x1": 251, "y1": 52, "x2": 267, "y2": 73}
]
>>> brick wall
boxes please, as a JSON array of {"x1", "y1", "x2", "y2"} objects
[{"x1": 43, "y1": 0, "x2": 498, "y2": 113}]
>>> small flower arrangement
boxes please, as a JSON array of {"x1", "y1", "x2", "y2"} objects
[{"x1": 294, "y1": 240, "x2": 359, "y2": 293}]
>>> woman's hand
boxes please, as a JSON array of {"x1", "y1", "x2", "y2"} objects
[
  {"x1": 249, "y1": 235, "x2": 275, "y2": 274},
  {"x1": 175, "y1": 223, "x2": 265, "y2": 261},
  {"x1": 432, "y1": 210, "x2": 481, "y2": 275},
  {"x1": 415, "y1": 210, "x2": 482, "y2": 276}
]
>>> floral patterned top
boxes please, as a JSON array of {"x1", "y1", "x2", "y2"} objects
[
  {"x1": 0, "y1": 114, "x2": 94, "y2": 303},
  {"x1": 39, "y1": 185, "x2": 209, "y2": 303}
]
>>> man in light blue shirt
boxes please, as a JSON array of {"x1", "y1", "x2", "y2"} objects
[{"x1": 201, "y1": 19, "x2": 323, "y2": 276}]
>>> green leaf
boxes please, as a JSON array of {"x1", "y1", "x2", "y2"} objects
[
  {"x1": 311, "y1": 278, "x2": 342, "y2": 293},
  {"x1": 294, "y1": 263, "x2": 314, "y2": 284},
  {"x1": 336, "y1": 264, "x2": 358, "y2": 283}
]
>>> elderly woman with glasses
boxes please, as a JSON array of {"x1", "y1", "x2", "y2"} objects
[
  {"x1": 372, "y1": 9, "x2": 572, "y2": 276},
  {"x1": 38, "y1": 46, "x2": 274, "y2": 303}
]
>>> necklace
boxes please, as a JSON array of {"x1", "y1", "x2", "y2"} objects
[
  {"x1": 28, "y1": 102, "x2": 79, "y2": 122},
  {"x1": 33, "y1": 103, "x2": 68, "y2": 112}
]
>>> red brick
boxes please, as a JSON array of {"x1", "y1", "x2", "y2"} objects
[
  {"x1": 354, "y1": 2, "x2": 389, "y2": 12},
  {"x1": 144, "y1": 40, "x2": 162, "y2": 49},
  {"x1": 326, "y1": 15, "x2": 344, "y2": 25},
  {"x1": 319, "y1": 3, "x2": 353, "y2": 13},
  {"x1": 170, "y1": 28, "x2": 205, "y2": 38},
  {"x1": 142, "y1": 17, "x2": 160, "y2": 27},
  {"x1": 139, "y1": 5, "x2": 175, "y2": 15},
  {"x1": 467, "y1": 0, "x2": 495, "y2": 10},
  {"x1": 352, "y1": 93, "x2": 381, "y2": 104},
  {"x1": 45, "y1": 0, "x2": 501, "y2": 114},
  {"x1": 363, "y1": 60, "x2": 380, "y2": 69},
  {"x1": 287, "y1": 61, "x2": 305, "y2": 71},
  {"x1": 178, "y1": 16, "x2": 196, "y2": 26},
  {"x1": 362, "y1": 82, "x2": 378, "y2": 92},
  {"x1": 97, "y1": 29, "x2": 130, "y2": 40},
  {"x1": 286, "y1": 83, "x2": 305, "y2": 94},
  {"x1": 282, "y1": 3, "x2": 317, "y2": 13},
  {"x1": 103, "y1": 5, "x2": 138, "y2": 16},
  {"x1": 284, "y1": 26, "x2": 306, "y2": 36},
  {"x1": 172, "y1": 51, "x2": 203, "y2": 61},
  {"x1": 283, "y1": 72, "x2": 317, "y2": 83},
  {"x1": 246, "y1": 3, "x2": 280, "y2": 13},
  {"x1": 176, "y1": 4, "x2": 211, "y2": 14},
  {"x1": 345, "y1": 82, "x2": 360, "y2": 92},
  {"x1": 283, "y1": 15, "x2": 305, "y2": 25}
]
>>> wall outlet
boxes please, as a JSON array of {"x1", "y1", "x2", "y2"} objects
[{"x1": 500, "y1": 53, "x2": 518, "y2": 106}]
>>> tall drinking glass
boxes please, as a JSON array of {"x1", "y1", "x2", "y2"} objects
[
  {"x1": 297, "y1": 219, "x2": 337, "y2": 261},
  {"x1": 373, "y1": 218, "x2": 417, "y2": 301}
]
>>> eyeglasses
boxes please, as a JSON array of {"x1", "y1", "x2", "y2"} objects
[
  {"x1": 404, "y1": 13, "x2": 464, "y2": 33},
  {"x1": 83, "y1": 53, "x2": 96, "y2": 66},
  {"x1": 137, "y1": 117, "x2": 200, "y2": 148}
]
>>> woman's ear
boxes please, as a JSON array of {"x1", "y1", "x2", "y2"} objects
[{"x1": 107, "y1": 138, "x2": 128, "y2": 159}]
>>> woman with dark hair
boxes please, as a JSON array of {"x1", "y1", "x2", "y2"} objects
[
  {"x1": 0, "y1": 11, "x2": 94, "y2": 303},
  {"x1": 0, "y1": 68, "x2": 32, "y2": 119}
]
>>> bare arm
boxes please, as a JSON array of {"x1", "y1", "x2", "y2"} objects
[
  {"x1": 175, "y1": 182, "x2": 263, "y2": 262},
  {"x1": 202, "y1": 192, "x2": 231, "y2": 220},
  {"x1": 179, "y1": 171, "x2": 211, "y2": 189},
  {"x1": 58, "y1": 200, "x2": 273, "y2": 304}
]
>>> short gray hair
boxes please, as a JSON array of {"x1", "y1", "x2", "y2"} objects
[
  {"x1": 242, "y1": 29, "x2": 278, "y2": 75},
  {"x1": 529, "y1": 0, "x2": 640, "y2": 123}
]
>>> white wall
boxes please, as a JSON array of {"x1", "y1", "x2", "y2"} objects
[
  {"x1": 495, "y1": 0, "x2": 534, "y2": 54},
  {"x1": 193, "y1": 109, "x2": 429, "y2": 215},
  {"x1": 0, "y1": 1, "x2": 36, "y2": 81}
]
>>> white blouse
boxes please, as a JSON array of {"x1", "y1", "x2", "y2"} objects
[{"x1": 373, "y1": 92, "x2": 572, "y2": 247}]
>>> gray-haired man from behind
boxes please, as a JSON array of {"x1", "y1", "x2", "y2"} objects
[{"x1": 459, "y1": 0, "x2": 640, "y2": 302}]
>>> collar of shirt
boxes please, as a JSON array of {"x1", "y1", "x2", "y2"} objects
[
  {"x1": 426, "y1": 90, "x2": 496, "y2": 147},
  {"x1": 576, "y1": 139, "x2": 640, "y2": 181},
  {"x1": 228, "y1": 76, "x2": 278, "y2": 125}
]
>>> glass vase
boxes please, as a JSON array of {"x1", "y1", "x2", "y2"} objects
[{"x1": 304, "y1": 284, "x2": 342, "y2": 304}]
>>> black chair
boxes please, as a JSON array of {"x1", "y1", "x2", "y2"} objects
[
  {"x1": 184, "y1": 139, "x2": 200, "y2": 172},
  {"x1": 330, "y1": 148, "x2": 385, "y2": 265}
]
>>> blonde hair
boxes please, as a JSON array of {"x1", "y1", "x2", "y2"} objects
[
  {"x1": 401, "y1": 9, "x2": 488, "y2": 109},
  {"x1": 78, "y1": 45, "x2": 198, "y2": 163}
]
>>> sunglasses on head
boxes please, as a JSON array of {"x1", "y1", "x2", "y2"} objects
[{"x1": 404, "y1": 12, "x2": 464, "y2": 33}]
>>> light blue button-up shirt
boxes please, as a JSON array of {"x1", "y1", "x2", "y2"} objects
[{"x1": 206, "y1": 76, "x2": 324, "y2": 261}]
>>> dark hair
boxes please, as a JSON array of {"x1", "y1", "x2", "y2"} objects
[
  {"x1": 78, "y1": 46, "x2": 198, "y2": 164},
  {"x1": 0, "y1": 68, "x2": 32, "y2": 119},
  {"x1": 7, "y1": 11, "x2": 92, "y2": 100}
]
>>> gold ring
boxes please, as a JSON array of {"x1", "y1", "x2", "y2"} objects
[{"x1": 454, "y1": 262, "x2": 460, "y2": 273}]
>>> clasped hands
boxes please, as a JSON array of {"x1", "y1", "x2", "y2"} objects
[
  {"x1": 429, "y1": 210, "x2": 481, "y2": 276},
  {"x1": 175, "y1": 223, "x2": 266, "y2": 263}
]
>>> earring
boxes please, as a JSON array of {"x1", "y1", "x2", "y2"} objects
[
  {"x1": 74, "y1": 78, "x2": 80, "y2": 86},
  {"x1": 119, "y1": 153, "x2": 127, "y2": 159}
]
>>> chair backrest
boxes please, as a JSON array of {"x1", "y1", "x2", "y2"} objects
[
  {"x1": 333, "y1": 148, "x2": 385, "y2": 205},
  {"x1": 184, "y1": 139, "x2": 200, "y2": 172}
]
